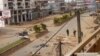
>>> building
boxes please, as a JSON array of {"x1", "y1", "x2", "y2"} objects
[
  {"x1": 75, "y1": 0, "x2": 86, "y2": 9},
  {"x1": 0, "y1": 0, "x2": 66, "y2": 25},
  {"x1": 0, "y1": 0, "x2": 36, "y2": 25},
  {"x1": 84, "y1": 0, "x2": 97, "y2": 11},
  {"x1": 33, "y1": 0, "x2": 50, "y2": 17},
  {"x1": 47, "y1": 0, "x2": 66, "y2": 13},
  {"x1": 96, "y1": 0, "x2": 100, "y2": 12},
  {"x1": 33, "y1": 0, "x2": 66, "y2": 14}
]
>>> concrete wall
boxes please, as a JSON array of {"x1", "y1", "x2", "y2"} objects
[
  {"x1": 0, "y1": 0, "x2": 4, "y2": 10},
  {"x1": 88, "y1": 38, "x2": 100, "y2": 52}
]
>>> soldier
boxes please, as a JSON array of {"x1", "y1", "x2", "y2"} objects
[
  {"x1": 73, "y1": 30, "x2": 76, "y2": 36},
  {"x1": 81, "y1": 32, "x2": 83, "y2": 37},
  {"x1": 66, "y1": 29, "x2": 69, "y2": 36}
]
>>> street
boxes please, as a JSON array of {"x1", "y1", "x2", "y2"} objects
[
  {"x1": 0, "y1": 14, "x2": 62, "y2": 50},
  {"x1": 8, "y1": 12, "x2": 97, "y2": 56}
]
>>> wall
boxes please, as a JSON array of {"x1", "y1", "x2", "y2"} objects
[{"x1": 0, "y1": 0, "x2": 4, "y2": 10}]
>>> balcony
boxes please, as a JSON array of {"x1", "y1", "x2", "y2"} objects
[
  {"x1": 9, "y1": 7, "x2": 13, "y2": 9},
  {"x1": 17, "y1": 2, "x2": 21, "y2": 6},
  {"x1": 8, "y1": 0, "x2": 13, "y2": 1},
  {"x1": 25, "y1": 2, "x2": 30, "y2": 8},
  {"x1": 65, "y1": 28, "x2": 100, "y2": 56},
  {"x1": 8, "y1": 0, "x2": 13, "y2": 2},
  {"x1": 25, "y1": 0, "x2": 30, "y2": 2},
  {"x1": 25, "y1": 6, "x2": 30, "y2": 8},
  {"x1": 8, "y1": 2, "x2": 14, "y2": 9},
  {"x1": 18, "y1": 6, "x2": 23, "y2": 9},
  {"x1": 17, "y1": 0, "x2": 23, "y2": 1},
  {"x1": 8, "y1": 2, "x2": 13, "y2": 6}
]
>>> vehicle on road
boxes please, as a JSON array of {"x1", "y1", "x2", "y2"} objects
[{"x1": 19, "y1": 31, "x2": 29, "y2": 39}]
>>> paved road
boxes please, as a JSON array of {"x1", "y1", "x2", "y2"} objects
[
  {"x1": 0, "y1": 14, "x2": 62, "y2": 49},
  {"x1": 9, "y1": 12, "x2": 97, "y2": 56},
  {"x1": 0, "y1": 28, "x2": 22, "y2": 49},
  {"x1": 35, "y1": 12, "x2": 97, "y2": 56}
]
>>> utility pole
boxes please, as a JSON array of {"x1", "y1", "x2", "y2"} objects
[
  {"x1": 76, "y1": 9, "x2": 82, "y2": 43},
  {"x1": 56, "y1": 36, "x2": 63, "y2": 56},
  {"x1": 58, "y1": 40, "x2": 62, "y2": 56}
]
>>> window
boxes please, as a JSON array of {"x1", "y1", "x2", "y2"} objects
[
  {"x1": 0, "y1": 11, "x2": 2, "y2": 16},
  {"x1": 14, "y1": 10, "x2": 17, "y2": 14},
  {"x1": 5, "y1": 4, "x2": 7, "y2": 7}
]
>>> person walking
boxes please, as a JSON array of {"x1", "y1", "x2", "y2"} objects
[
  {"x1": 81, "y1": 31, "x2": 83, "y2": 37},
  {"x1": 73, "y1": 30, "x2": 76, "y2": 36},
  {"x1": 66, "y1": 29, "x2": 69, "y2": 36}
]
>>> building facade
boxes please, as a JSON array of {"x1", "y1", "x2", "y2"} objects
[
  {"x1": 0, "y1": 0, "x2": 66, "y2": 25},
  {"x1": 84, "y1": 0, "x2": 97, "y2": 11},
  {"x1": 96, "y1": 0, "x2": 100, "y2": 9},
  {"x1": 75, "y1": 0, "x2": 86, "y2": 9},
  {"x1": 34, "y1": 0, "x2": 66, "y2": 13},
  {"x1": 0, "y1": 0, "x2": 36, "y2": 24},
  {"x1": 48, "y1": 0, "x2": 66, "y2": 13}
]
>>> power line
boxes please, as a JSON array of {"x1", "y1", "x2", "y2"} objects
[
  {"x1": 32, "y1": 12, "x2": 80, "y2": 56},
  {"x1": 81, "y1": 18, "x2": 92, "y2": 27},
  {"x1": 32, "y1": 20, "x2": 71, "y2": 56}
]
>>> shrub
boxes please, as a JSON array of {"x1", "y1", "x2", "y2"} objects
[
  {"x1": 69, "y1": 11, "x2": 72, "y2": 16},
  {"x1": 33, "y1": 25, "x2": 41, "y2": 33},
  {"x1": 41, "y1": 23, "x2": 47, "y2": 30},
  {"x1": 53, "y1": 12, "x2": 75, "y2": 26},
  {"x1": 62, "y1": 15, "x2": 68, "y2": 20},
  {"x1": 54, "y1": 18, "x2": 60, "y2": 24}
]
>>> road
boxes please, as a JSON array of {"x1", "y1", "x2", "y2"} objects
[
  {"x1": 9, "y1": 12, "x2": 97, "y2": 56},
  {"x1": 0, "y1": 14, "x2": 62, "y2": 50}
]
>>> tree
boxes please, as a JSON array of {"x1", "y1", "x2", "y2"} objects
[
  {"x1": 33, "y1": 25, "x2": 41, "y2": 33},
  {"x1": 62, "y1": 15, "x2": 68, "y2": 21},
  {"x1": 41, "y1": 23, "x2": 47, "y2": 30},
  {"x1": 54, "y1": 18, "x2": 60, "y2": 25},
  {"x1": 69, "y1": 10, "x2": 72, "y2": 16}
]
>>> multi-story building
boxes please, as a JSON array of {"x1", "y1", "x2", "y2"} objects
[
  {"x1": 84, "y1": 0, "x2": 97, "y2": 11},
  {"x1": 47, "y1": 0, "x2": 66, "y2": 13},
  {"x1": 75, "y1": 0, "x2": 86, "y2": 9},
  {"x1": 0, "y1": 0, "x2": 36, "y2": 24},
  {"x1": 34, "y1": 0, "x2": 66, "y2": 13},
  {"x1": 96, "y1": 0, "x2": 100, "y2": 13},
  {"x1": 0, "y1": 0, "x2": 66, "y2": 25},
  {"x1": 33, "y1": 0, "x2": 50, "y2": 17}
]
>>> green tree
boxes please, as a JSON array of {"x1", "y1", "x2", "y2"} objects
[
  {"x1": 33, "y1": 25, "x2": 41, "y2": 33},
  {"x1": 41, "y1": 23, "x2": 47, "y2": 30},
  {"x1": 54, "y1": 18, "x2": 60, "y2": 25},
  {"x1": 62, "y1": 15, "x2": 68, "y2": 21},
  {"x1": 69, "y1": 11, "x2": 72, "y2": 16}
]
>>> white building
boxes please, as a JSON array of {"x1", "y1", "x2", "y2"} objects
[
  {"x1": 0, "y1": 0, "x2": 66, "y2": 24},
  {"x1": 0, "y1": 0, "x2": 36, "y2": 24}
]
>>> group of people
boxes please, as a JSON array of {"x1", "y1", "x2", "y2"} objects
[
  {"x1": 66, "y1": 29, "x2": 83, "y2": 37},
  {"x1": 66, "y1": 29, "x2": 76, "y2": 36}
]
